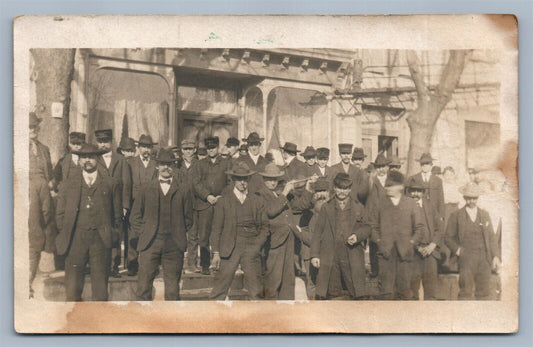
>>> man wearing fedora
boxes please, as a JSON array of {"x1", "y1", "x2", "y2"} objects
[
  {"x1": 209, "y1": 162, "x2": 268, "y2": 300},
  {"x1": 95, "y1": 129, "x2": 132, "y2": 278},
  {"x1": 409, "y1": 153, "x2": 445, "y2": 223},
  {"x1": 117, "y1": 137, "x2": 137, "y2": 159},
  {"x1": 351, "y1": 147, "x2": 366, "y2": 170},
  {"x1": 369, "y1": 171, "x2": 426, "y2": 300},
  {"x1": 130, "y1": 148, "x2": 193, "y2": 300},
  {"x1": 310, "y1": 173, "x2": 372, "y2": 300},
  {"x1": 127, "y1": 134, "x2": 159, "y2": 276},
  {"x1": 256, "y1": 163, "x2": 314, "y2": 300},
  {"x1": 55, "y1": 143, "x2": 122, "y2": 301},
  {"x1": 445, "y1": 183, "x2": 501, "y2": 300},
  {"x1": 406, "y1": 176, "x2": 443, "y2": 300},
  {"x1": 330, "y1": 143, "x2": 369, "y2": 205},
  {"x1": 302, "y1": 146, "x2": 318, "y2": 177},
  {"x1": 315, "y1": 147, "x2": 333, "y2": 179},
  {"x1": 53, "y1": 131, "x2": 86, "y2": 189},
  {"x1": 280, "y1": 142, "x2": 308, "y2": 182},
  {"x1": 235, "y1": 132, "x2": 268, "y2": 194},
  {"x1": 192, "y1": 136, "x2": 231, "y2": 275}
]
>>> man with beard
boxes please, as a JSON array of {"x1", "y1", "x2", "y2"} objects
[
  {"x1": 236, "y1": 132, "x2": 268, "y2": 194},
  {"x1": 369, "y1": 171, "x2": 426, "y2": 300},
  {"x1": 330, "y1": 143, "x2": 369, "y2": 205},
  {"x1": 310, "y1": 173, "x2": 372, "y2": 300},
  {"x1": 55, "y1": 143, "x2": 122, "y2": 301},
  {"x1": 209, "y1": 162, "x2": 268, "y2": 300},
  {"x1": 192, "y1": 136, "x2": 231, "y2": 275},
  {"x1": 256, "y1": 163, "x2": 314, "y2": 300},
  {"x1": 95, "y1": 129, "x2": 132, "y2": 278},
  {"x1": 127, "y1": 134, "x2": 158, "y2": 276},
  {"x1": 131, "y1": 148, "x2": 193, "y2": 300}
]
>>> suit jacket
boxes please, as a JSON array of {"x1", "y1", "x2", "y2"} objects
[
  {"x1": 445, "y1": 206, "x2": 499, "y2": 263},
  {"x1": 29, "y1": 140, "x2": 53, "y2": 183},
  {"x1": 417, "y1": 197, "x2": 444, "y2": 259},
  {"x1": 284, "y1": 157, "x2": 309, "y2": 181},
  {"x1": 211, "y1": 191, "x2": 268, "y2": 258},
  {"x1": 53, "y1": 152, "x2": 81, "y2": 187},
  {"x1": 366, "y1": 175, "x2": 388, "y2": 213},
  {"x1": 192, "y1": 155, "x2": 231, "y2": 211},
  {"x1": 411, "y1": 172, "x2": 445, "y2": 220},
  {"x1": 235, "y1": 154, "x2": 268, "y2": 194},
  {"x1": 130, "y1": 177, "x2": 193, "y2": 252},
  {"x1": 129, "y1": 156, "x2": 157, "y2": 201},
  {"x1": 310, "y1": 197, "x2": 372, "y2": 298},
  {"x1": 294, "y1": 209, "x2": 319, "y2": 261},
  {"x1": 55, "y1": 168, "x2": 122, "y2": 256},
  {"x1": 255, "y1": 185, "x2": 313, "y2": 249},
  {"x1": 329, "y1": 162, "x2": 370, "y2": 205},
  {"x1": 369, "y1": 195, "x2": 426, "y2": 261},
  {"x1": 313, "y1": 165, "x2": 334, "y2": 179},
  {"x1": 98, "y1": 151, "x2": 132, "y2": 210}
]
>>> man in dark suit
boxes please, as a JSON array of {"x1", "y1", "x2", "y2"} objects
[
  {"x1": 310, "y1": 173, "x2": 372, "y2": 300},
  {"x1": 117, "y1": 137, "x2": 137, "y2": 159},
  {"x1": 280, "y1": 142, "x2": 308, "y2": 181},
  {"x1": 301, "y1": 146, "x2": 318, "y2": 177},
  {"x1": 369, "y1": 171, "x2": 426, "y2": 300},
  {"x1": 192, "y1": 136, "x2": 231, "y2": 275},
  {"x1": 256, "y1": 163, "x2": 314, "y2": 300},
  {"x1": 235, "y1": 132, "x2": 268, "y2": 194},
  {"x1": 445, "y1": 183, "x2": 501, "y2": 300},
  {"x1": 330, "y1": 144, "x2": 369, "y2": 205},
  {"x1": 226, "y1": 137, "x2": 240, "y2": 160},
  {"x1": 55, "y1": 143, "x2": 122, "y2": 301},
  {"x1": 351, "y1": 147, "x2": 366, "y2": 170},
  {"x1": 409, "y1": 153, "x2": 445, "y2": 222},
  {"x1": 209, "y1": 162, "x2": 269, "y2": 300},
  {"x1": 130, "y1": 148, "x2": 193, "y2": 300},
  {"x1": 95, "y1": 129, "x2": 132, "y2": 278},
  {"x1": 127, "y1": 134, "x2": 158, "y2": 276},
  {"x1": 406, "y1": 176, "x2": 443, "y2": 300},
  {"x1": 315, "y1": 147, "x2": 333, "y2": 179},
  {"x1": 53, "y1": 131, "x2": 86, "y2": 189}
]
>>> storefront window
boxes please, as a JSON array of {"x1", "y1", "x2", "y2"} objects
[{"x1": 177, "y1": 86, "x2": 237, "y2": 116}]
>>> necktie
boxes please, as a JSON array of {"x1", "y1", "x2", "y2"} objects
[{"x1": 160, "y1": 179, "x2": 171, "y2": 185}]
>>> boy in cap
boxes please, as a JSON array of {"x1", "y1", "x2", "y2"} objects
[
  {"x1": 409, "y1": 153, "x2": 445, "y2": 223},
  {"x1": 191, "y1": 136, "x2": 231, "y2": 275},
  {"x1": 130, "y1": 148, "x2": 193, "y2": 300},
  {"x1": 95, "y1": 129, "x2": 132, "y2": 277},
  {"x1": 369, "y1": 171, "x2": 426, "y2": 300},
  {"x1": 255, "y1": 163, "x2": 315, "y2": 300},
  {"x1": 310, "y1": 173, "x2": 372, "y2": 300},
  {"x1": 55, "y1": 143, "x2": 122, "y2": 301},
  {"x1": 330, "y1": 143, "x2": 369, "y2": 205},
  {"x1": 445, "y1": 183, "x2": 501, "y2": 300},
  {"x1": 209, "y1": 162, "x2": 268, "y2": 300},
  {"x1": 236, "y1": 132, "x2": 268, "y2": 194}
]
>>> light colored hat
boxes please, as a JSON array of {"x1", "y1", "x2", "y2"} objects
[
  {"x1": 259, "y1": 163, "x2": 285, "y2": 178},
  {"x1": 459, "y1": 183, "x2": 484, "y2": 198}
]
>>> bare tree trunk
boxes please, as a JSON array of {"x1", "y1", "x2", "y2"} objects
[
  {"x1": 405, "y1": 50, "x2": 470, "y2": 176},
  {"x1": 30, "y1": 49, "x2": 76, "y2": 165}
]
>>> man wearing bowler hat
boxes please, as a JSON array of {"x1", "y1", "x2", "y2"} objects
[
  {"x1": 127, "y1": 134, "x2": 159, "y2": 276},
  {"x1": 409, "y1": 153, "x2": 445, "y2": 222},
  {"x1": 95, "y1": 129, "x2": 132, "y2": 278},
  {"x1": 55, "y1": 143, "x2": 122, "y2": 301},
  {"x1": 445, "y1": 183, "x2": 501, "y2": 300},
  {"x1": 53, "y1": 131, "x2": 86, "y2": 188},
  {"x1": 192, "y1": 136, "x2": 231, "y2": 275},
  {"x1": 209, "y1": 162, "x2": 268, "y2": 300},
  {"x1": 406, "y1": 176, "x2": 443, "y2": 300},
  {"x1": 130, "y1": 148, "x2": 193, "y2": 300},
  {"x1": 256, "y1": 163, "x2": 314, "y2": 300},
  {"x1": 330, "y1": 143, "x2": 369, "y2": 206},
  {"x1": 236, "y1": 132, "x2": 268, "y2": 194}
]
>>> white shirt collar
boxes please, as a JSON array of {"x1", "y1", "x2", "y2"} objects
[
  {"x1": 159, "y1": 175, "x2": 173, "y2": 195},
  {"x1": 319, "y1": 166, "x2": 326, "y2": 175},
  {"x1": 249, "y1": 152, "x2": 260, "y2": 165},
  {"x1": 342, "y1": 162, "x2": 351, "y2": 173},
  {"x1": 82, "y1": 170, "x2": 98, "y2": 186},
  {"x1": 102, "y1": 151, "x2": 112, "y2": 158},
  {"x1": 377, "y1": 174, "x2": 387, "y2": 187},
  {"x1": 390, "y1": 196, "x2": 401, "y2": 206},
  {"x1": 71, "y1": 154, "x2": 79, "y2": 165},
  {"x1": 423, "y1": 172, "x2": 432, "y2": 181},
  {"x1": 233, "y1": 187, "x2": 248, "y2": 204},
  {"x1": 466, "y1": 206, "x2": 478, "y2": 222},
  {"x1": 140, "y1": 155, "x2": 150, "y2": 167}
]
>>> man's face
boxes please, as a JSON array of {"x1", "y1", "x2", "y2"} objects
[
  {"x1": 139, "y1": 144, "x2": 152, "y2": 159},
  {"x1": 79, "y1": 154, "x2": 98, "y2": 172},
  {"x1": 352, "y1": 158, "x2": 363, "y2": 168},
  {"x1": 29, "y1": 125, "x2": 39, "y2": 140},
  {"x1": 122, "y1": 150, "x2": 135, "y2": 158},
  {"x1": 227, "y1": 145, "x2": 238, "y2": 156},
  {"x1": 96, "y1": 140, "x2": 112, "y2": 152},
  {"x1": 421, "y1": 163, "x2": 432, "y2": 173},
  {"x1": 305, "y1": 157, "x2": 316, "y2": 166},
  {"x1": 334, "y1": 186, "x2": 351, "y2": 201},
  {"x1": 409, "y1": 188, "x2": 424, "y2": 201},
  {"x1": 263, "y1": 177, "x2": 279, "y2": 191},
  {"x1": 233, "y1": 176, "x2": 249, "y2": 192},
  {"x1": 340, "y1": 153, "x2": 351, "y2": 164},
  {"x1": 317, "y1": 158, "x2": 328, "y2": 168},
  {"x1": 158, "y1": 163, "x2": 173, "y2": 179},
  {"x1": 248, "y1": 143, "x2": 261, "y2": 156},
  {"x1": 181, "y1": 147, "x2": 196, "y2": 160},
  {"x1": 207, "y1": 147, "x2": 218, "y2": 158},
  {"x1": 389, "y1": 165, "x2": 401, "y2": 172},
  {"x1": 376, "y1": 165, "x2": 388, "y2": 176},
  {"x1": 465, "y1": 196, "x2": 478, "y2": 209},
  {"x1": 385, "y1": 184, "x2": 404, "y2": 197},
  {"x1": 69, "y1": 141, "x2": 83, "y2": 152}
]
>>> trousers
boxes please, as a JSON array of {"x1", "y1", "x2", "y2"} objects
[
  {"x1": 186, "y1": 211, "x2": 199, "y2": 267},
  {"x1": 377, "y1": 246, "x2": 414, "y2": 300},
  {"x1": 264, "y1": 233, "x2": 295, "y2": 300},
  {"x1": 458, "y1": 249, "x2": 492, "y2": 300},
  {"x1": 411, "y1": 253, "x2": 438, "y2": 300},
  {"x1": 196, "y1": 206, "x2": 214, "y2": 269}
]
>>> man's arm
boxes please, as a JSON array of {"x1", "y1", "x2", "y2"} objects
[
  {"x1": 411, "y1": 202, "x2": 427, "y2": 245},
  {"x1": 129, "y1": 185, "x2": 145, "y2": 236},
  {"x1": 55, "y1": 182, "x2": 67, "y2": 232},
  {"x1": 310, "y1": 207, "x2": 327, "y2": 259},
  {"x1": 349, "y1": 207, "x2": 372, "y2": 243},
  {"x1": 192, "y1": 161, "x2": 211, "y2": 201},
  {"x1": 111, "y1": 178, "x2": 123, "y2": 230},
  {"x1": 183, "y1": 187, "x2": 194, "y2": 232},
  {"x1": 121, "y1": 158, "x2": 132, "y2": 210},
  {"x1": 445, "y1": 210, "x2": 460, "y2": 255},
  {"x1": 210, "y1": 198, "x2": 225, "y2": 253}
]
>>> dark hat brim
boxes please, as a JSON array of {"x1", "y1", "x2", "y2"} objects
[
  {"x1": 280, "y1": 147, "x2": 301, "y2": 153},
  {"x1": 71, "y1": 149, "x2": 108, "y2": 156}
]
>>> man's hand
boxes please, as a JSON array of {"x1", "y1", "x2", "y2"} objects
[
  {"x1": 282, "y1": 181, "x2": 295, "y2": 196},
  {"x1": 123, "y1": 208, "x2": 128, "y2": 217},
  {"x1": 456, "y1": 247, "x2": 461, "y2": 257},
  {"x1": 305, "y1": 175, "x2": 319, "y2": 192},
  {"x1": 311, "y1": 257, "x2": 320, "y2": 269},
  {"x1": 295, "y1": 225, "x2": 302, "y2": 233},
  {"x1": 207, "y1": 195, "x2": 218, "y2": 205},
  {"x1": 346, "y1": 234, "x2": 357, "y2": 246},
  {"x1": 211, "y1": 252, "x2": 221, "y2": 271},
  {"x1": 492, "y1": 256, "x2": 502, "y2": 274},
  {"x1": 420, "y1": 242, "x2": 437, "y2": 257}
]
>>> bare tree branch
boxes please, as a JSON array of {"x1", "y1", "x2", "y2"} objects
[
  {"x1": 406, "y1": 50, "x2": 427, "y2": 97},
  {"x1": 435, "y1": 50, "x2": 471, "y2": 106}
]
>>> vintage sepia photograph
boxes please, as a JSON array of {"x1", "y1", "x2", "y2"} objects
[{"x1": 13, "y1": 15, "x2": 519, "y2": 333}]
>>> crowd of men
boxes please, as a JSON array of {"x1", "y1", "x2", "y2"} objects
[{"x1": 28, "y1": 111, "x2": 501, "y2": 301}]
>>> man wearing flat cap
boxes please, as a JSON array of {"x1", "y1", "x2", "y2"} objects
[
  {"x1": 127, "y1": 134, "x2": 159, "y2": 276},
  {"x1": 53, "y1": 131, "x2": 86, "y2": 188},
  {"x1": 255, "y1": 163, "x2": 315, "y2": 300},
  {"x1": 330, "y1": 143, "x2": 369, "y2": 205},
  {"x1": 235, "y1": 132, "x2": 268, "y2": 194},
  {"x1": 192, "y1": 136, "x2": 231, "y2": 275},
  {"x1": 95, "y1": 129, "x2": 132, "y2": 278},
  {"x1": 209, "y1": 162, "x2": 268, "y2": 300},
  {"x1": 369, "y1": 171, "x2": 426, "y2": 300},
  {"x1": 310, "y1": 173, "x2": 372, "y2": 300},
  {"x1": 445, "y1": 183, "x2": 501, "y2": 300},
  {"x1": 130, "y1": 148, "x2": 193, "y2": 300},
  {"x1": 409, "y1": 153, "x2": 445, "y2": 223},
  {"x1": 55, "y1": 143, "x2": 122, "y2": 301}
]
